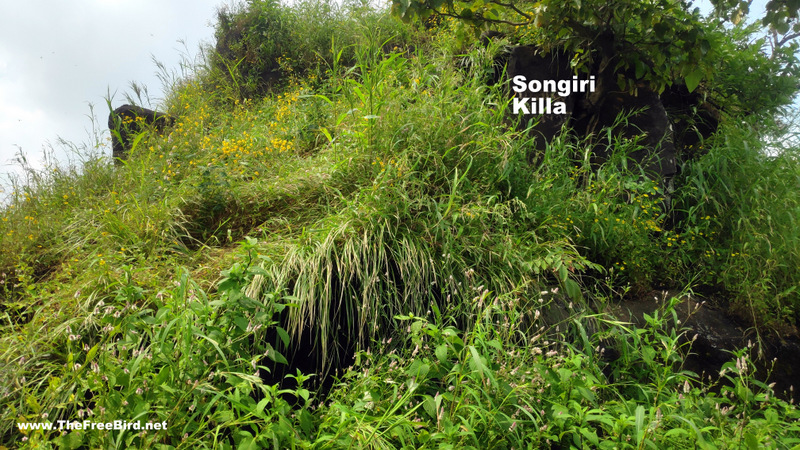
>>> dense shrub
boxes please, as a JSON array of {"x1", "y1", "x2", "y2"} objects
[
  {"x1": 672, "y1": 122, "x2": 800, "y2": 328},
  {"x1": 210, "y1": 0, "x2": 417, "y2": 100}
]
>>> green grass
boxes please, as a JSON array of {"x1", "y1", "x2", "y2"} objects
[{"x1": 1, "y1": 1, "x2": 800, "y2": 448}]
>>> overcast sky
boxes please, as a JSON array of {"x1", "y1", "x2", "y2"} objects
[{"x1": 0, "y1": 0, "x2": 224, "y2": 193}]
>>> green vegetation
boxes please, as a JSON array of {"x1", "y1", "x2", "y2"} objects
[
  {"x1": 394, "y1": 0, "x2": 800, "y2": 123},
  {"x1": 2, "y1": 0, "x2": 800, "y2": 448}
]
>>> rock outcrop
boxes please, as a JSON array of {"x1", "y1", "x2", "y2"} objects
[
  {"x1": 505, "y1": 46, "x2": 679, "y2": 184},
  {"x1": 472, "y1": 30, "x2": 720, "y2": 193},
  {"x1": 108, "y1": 104, "x2": 175, "y2": 163}
]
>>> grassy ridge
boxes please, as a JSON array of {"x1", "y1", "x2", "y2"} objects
[{"x1": 2, "y1": 1, "x2": 800, "y2": 447}]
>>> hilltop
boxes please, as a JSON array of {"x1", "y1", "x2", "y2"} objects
[{"x1": 2, "y1": 0, "x2": 800, "y2": 448}]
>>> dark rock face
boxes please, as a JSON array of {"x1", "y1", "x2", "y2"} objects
[
  {"x1": 660, "y1": 84, "x2": 721, "y2": 160},
  {"x1": 108, "y1": 104, "x2": 175, "y2": 163},
  {"x1": 501, "y1": 45, "x2": 700, "y2": 186},
  {"x1": 582, "y1": 83, "x2": 677, "y2": 180},
  {"x1": 610, "y1": 292, "x2": 800, "y2": 401},
  {"x1": 507, "y1": 46, "x2": 575, "y2": 159}
]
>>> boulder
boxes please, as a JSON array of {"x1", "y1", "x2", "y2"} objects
[
  {"x1": 506, "y1": 46, "x2": 575, "y2": 160},
  {"x1": 661, "y1": 84, "x2": 721, "y2": 160},
  {"x1": 578, "y1": 83, "x2": 677, "y2": 180},
  {"x1": 504, "y1": 43, "x2": 683, "y2": 189},
  {"x1": 610, "y1": 291, "x2": 800, "y2": 401},
  {"x1": 108, "y1": 104, "x2": 175, "y2": 163}
]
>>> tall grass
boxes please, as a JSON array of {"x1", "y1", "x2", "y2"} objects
[{"x1": 673, "y1": 121, "x2": 800, "y2": 329}]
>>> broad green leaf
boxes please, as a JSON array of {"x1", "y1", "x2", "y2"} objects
[
  {"x1": 558, "y1": 263, "x2": 568, "y2": 282},
  {"x1": 276, "y1": 326, "x2": 290, "y2": 347},
  {"x1": 700, "y1": 39, "x2": 711, "y2": 56},
  {"x1": 564, "y1": 278, "x2": 583, "y2": 301},
  {"x1": 85, "y1": 344, "x2": 100, "y2": 364},
  {"x1": 635, "y1": 58, "x2": 647, "y2": 79},
  {"x1": 685, "y1": 68, "x2": 703, "y2": 92},
  {"x1": 435, "y1": 344, "x2": 448, "y2": 362},
  {"x1": 468, "y1": 345, "x2": 489, "y2": 376},
  {"x1": 635, "y1": 405, "x2": 645, "y2": 442},
  {"x1": 744, "y1": 432, "x2": 760, "y2": 450}
]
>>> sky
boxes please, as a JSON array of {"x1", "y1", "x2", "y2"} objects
[{"x1": 0, "y1": 0, "x2": 224, "y2": 194}]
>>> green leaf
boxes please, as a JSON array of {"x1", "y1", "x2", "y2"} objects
[
  {"x1": 423, "y1": 395, "x2": 437, "y2": 417},
  {"x1": 233, "y1": 314, "x2": 249, "y2": 331},
  {"x1": 484, "y1": 6, "x2": 501, "y2": 20},
  {"x1": 744, "y1": 432, "x2": 760, "y2": 450},
  {"x1": 654, "y1": 21, "x2": 670, "y2": 39},
  {"x1": 320, "y1": 127, "x2": 334, "y2": 143},
  {"x1": 580, "y1": 428, "x2": 600, "y2": 446},
  {"x1": 564, "y1": 278, "x2": 583, "y2": 301},
  {"x1": 236, "y1": 432, "x2": 258, "y2": 450},
  {"x1": 635, "y1": 405, "x2": 646, "y2": 442},
  {"x1": 57, "y1": 431, "x2": 84, "y2": 450},
  {"x1": 276, "y1": 326, "x2": 290, "y2": 347},
  {"x1": 25, "y1": 395, "x2": 41, "y2": 413},
  {"x1": 297, "y1": 388, "x2": 310, "y2": 402},
  {"x1": 435, "y1": 344, "x2": 448, "y2": 362},
  {"x1": 685, "y1": 68, "x2": 703, "y2": 93},
  {"x1": 635, "y1": 58, "x2": 647, "y2": 79},
  {"x1": 776, "y1": 20, "x2": 790, "y2": 34},
  {"x1": 406, "y1": 359, "x2": 430, "y2": 378},
  {"x1": 700, "y1": 39, "x2": 711, "y2": 56},
  {"x1": 154, "y1": 365, "x2": 171, "y2": 387},
  {"x1": 255, "y1": 397, "x2": 270, "y2": 417},
  {"x1": 468, "y1": 345, "x2": 489, "y2": 376},
  {"x1": 556, "y1": 263, "x2": 569, "y2": 282},
  {"x1": 664, "y1": 428, "x2": 690, "y2": 438},
  {"x1": 85, "y1": 344, "x2": 100, "y2": 364},
  {"x1": 265, "y1": 343, "x2": 288, "y2": 365}
]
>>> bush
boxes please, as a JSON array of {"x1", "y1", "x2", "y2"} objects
[
  {"x1": 672, "y1": 122, "x2": 800, "y2": 329},
  {"x1": 212, "y1": 0, "x2": 298, "y2": 99},
  {"x1": 210, "y1": 0, "x2": 417, "y2": 101}
]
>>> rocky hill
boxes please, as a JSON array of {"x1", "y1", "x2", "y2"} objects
[{"x1": 2, "y1": 0, "x2": 800, "y2": 447}]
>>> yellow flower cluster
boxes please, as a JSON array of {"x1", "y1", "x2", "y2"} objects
[
  {"x1": 371, "y1": 156, "x2": 408, "y2": 187},
  {"x1": 269, "y1": 138, "x2": 294, "y2": 153},
  {"x1": 269, "y1": 89, "x2": 301, "y2": 134},
  {"x1": 0, "y1": 185, "x2": 81, "y2": 246}
]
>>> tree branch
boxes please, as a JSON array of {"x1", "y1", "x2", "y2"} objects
[
  {"x1": 431, "y1": 7, "x2": 532, "y2": 26},
  {"x1": 777, "y1": 31, "x2": 800, "y2": 48},
  {"x1": 489, "y1": 0, "x2": 533, "y2": 21}
]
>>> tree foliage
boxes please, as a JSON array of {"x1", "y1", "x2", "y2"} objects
[
  {"x1": 712, "y1": 0, "x2": 800, "y2": 35},
  {"x1": 398, "y1": 0, "x2": 705, "y2": 86},
  {"x1": 392, "y1": 0, "x2": 800, "y2": 116}
]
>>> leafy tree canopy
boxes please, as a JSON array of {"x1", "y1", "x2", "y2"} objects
[
  {"x1": 392, "y1": 0, "x2": 800, "y2": 116},
  {"x1": 712, "y1": 0, "x2": 800, "y2": 34}
]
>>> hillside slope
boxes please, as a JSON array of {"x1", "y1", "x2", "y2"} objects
[{"x1": 2, "y1": 1, "x2": 800, "y2": 448}]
